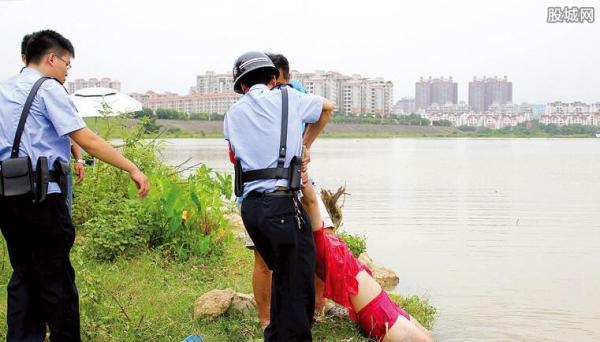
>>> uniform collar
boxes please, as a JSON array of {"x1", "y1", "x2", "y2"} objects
[
  {"x1": 248, "y1": 84, "x2": 270, "y2": 93},
  {"x1": 20, "y1": 67, "x2": 43, "y2": 77}
]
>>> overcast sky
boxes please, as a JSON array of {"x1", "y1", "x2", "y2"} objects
[{"x1": 1, "y1": 0, "x2": 598, "y2": 104}]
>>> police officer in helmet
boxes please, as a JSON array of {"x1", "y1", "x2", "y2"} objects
[{"x1": 224, "y1": 51, "x2": 334, "y2": 341}]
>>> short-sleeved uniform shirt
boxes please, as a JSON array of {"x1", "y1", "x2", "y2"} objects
[
  {"x1": 224, "y1": 84, "x2": 323, "y2": 197},
  {"x1": 0, "y1": 68, "x2": 86, "y2": 194}
]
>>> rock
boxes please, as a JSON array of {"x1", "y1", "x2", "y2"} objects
[
  {"x1": 358, "y1": 253, "x2": 399, "y2": 290},
  {"x1": 228, "y1": 293, "x2": 256, "y2": 315},
  {"x1": 372, "y1": 267, "x2": 400, "y2": 290},
  {"x1": 226, "y1": 212, "x2": 244, "y2": 227},
  {"x1": 193, "y1": 289, "x2": 236, "y2": 320},
  {"x1": 231, "y1": 229, "x2": 247, "y2": 240},
  {"x1": 358, "y1": 253, "x2": 376, "y2": 269},
  {"x1": 226, "y1": 212, "x2": 247, "y2": 240}
]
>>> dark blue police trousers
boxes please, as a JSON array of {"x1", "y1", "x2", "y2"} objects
[
  {"x1": 241, "y1": 193, "x2": 316, "y2": 342},
  {"x1": 0, "y1": 194, "x2": 80, "y2": 341}
]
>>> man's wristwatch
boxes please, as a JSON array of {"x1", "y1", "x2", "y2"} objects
[{"x1": 76, "y1": 159, "x2": 86, "y2": 165}]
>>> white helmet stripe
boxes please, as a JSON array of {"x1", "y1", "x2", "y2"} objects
[{"x1": 238, "y1": 57, "x2": 271, "y2": 69}]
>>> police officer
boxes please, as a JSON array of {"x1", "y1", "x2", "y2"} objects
[
  {"x1": 20, "y1": 32, "x2": 85, "y2": 216},
  {"x1": 242, "y1": 53, "x2": 336, "y2": 329},
  {"x1": 224, "y1": 51, "x2": 334, "y2": 341},
  {"x1": 0, "y1": 29, "x2": 149, "y2": 341}
]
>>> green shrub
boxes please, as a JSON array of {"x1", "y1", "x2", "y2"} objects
[
  {"x1": 139, "y1": 116, "x2": 160, "y2": 134},
  {"x1": 432, "y1": 119, "x2": 452, "y2": 126},
  {"x1": 84, "y1": 200, "x2": 146, "y2": 262},
  {"x1": 389, "y1": 293, "x2": 436, "y2": 330},
  {"x1": 337, "y1": 231, "x2": 367, "y2": 257},
  {"x1": 165, "y1": 127, "x2": 181, "y2": 133},
  {"x1": 132, "y1": 165, "x2": 233, "y2": 261},
  {"x1": 73, "y1": 118, "x2": 233, "y2": 262}
]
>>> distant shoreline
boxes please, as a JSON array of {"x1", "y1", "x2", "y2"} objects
[
  {"x1": 84, "y1": 118, "x2": 599, "y2": 139},
  {"x1": 154, "y1": 120, "x2": 597, "y2": 139}
]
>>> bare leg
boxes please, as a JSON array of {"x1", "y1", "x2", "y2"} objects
[
  {"x1": 350, "y1": 270, "x2": 381, "y2": 311},
  {"x1": 315, "y1": 228, "x2": 334, "y2": 317},
  {"x1": 252, "y1": 250, "x2": 272, "y2": 329},
  {"x1": 351, "y1": 271, "x2": 432, "y2": 342},
  {"x1": 409, "y1": 316, "x2": 433, "y2": 340},
  {"x1": 315, "y1": 277, "x2": 326, "y2": 317},
  {"x1": 384, "y1": 315, "x2": 432, "y2": 342}
]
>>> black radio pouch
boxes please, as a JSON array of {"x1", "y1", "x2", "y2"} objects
[
  {"x1": 0, "y1": 156, "x2": 34, "y2": 197},
  {"x1": 53, "y1": 159, "x2": 69, "y2": 198},
  {"x1": 234, "y1": 158, "x2": 244, "y2": 197},
  {"x1": 288, "y1": 156, "x2": 301, "y2": 191},
  {"x1": 35, "y1": 157, "x2": 49, "y2": 203},
  {"x1": 0, "y1": 77, "x2": 50, "y2": 200}
]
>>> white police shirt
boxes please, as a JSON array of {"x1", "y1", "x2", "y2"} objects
[
  {"x1": 224, "y1": 84, "x2": 323, "y2": 197},
  {"x1": 0, "y1": 68, "x2": 86, "y2": 194}
]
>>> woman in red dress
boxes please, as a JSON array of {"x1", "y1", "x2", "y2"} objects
[{"x1": 300, "y1": 149, "x2": 433, "y2": 342}]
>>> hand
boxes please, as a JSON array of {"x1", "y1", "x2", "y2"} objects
[
  {"x1": 302, "y1": 145, "x2": 311, "y2": 173},
  {"x1": 301, "y1": 145, "x2": 311, "y2": 184},
  {"x1": 73, "y1": 162, "x2": 85, "y2": 184},
  {"x1": 129, "y1": 169, "x2": 150, "y2": 198},
  {"x1": 301, "y1": 167, "x2": 309, "y2": 185}
]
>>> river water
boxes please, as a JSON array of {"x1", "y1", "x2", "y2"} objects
[{"x1": 163, "y1": 138, "x2": 600, "y2": 341}]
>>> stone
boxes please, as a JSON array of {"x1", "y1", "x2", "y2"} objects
[
  {"x1": 358, "y1": 252, "x2": 399, "y2": 289},
  {"x1": 226, "y1": 212, "x2": 247, "y2": 240},
  {"x1": 372, "y1": 266, "x2": 400, "y2": 290},
  {"x1": 358, "y1": 252, "x2": 376, "y2": 269},
  {"x1": 228, "y1": 293, "x2": 256, "y2": 315},
  {"x1": 193, "y1": 288, "x2": 236, "y2": 320}
]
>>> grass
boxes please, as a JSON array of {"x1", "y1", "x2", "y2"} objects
[
  {"x1": 83, "y1": 116, "x2": 132, "y2": 139},
  {"x1": 0, "y1": 217, "x2": 435, "y2": 341}
]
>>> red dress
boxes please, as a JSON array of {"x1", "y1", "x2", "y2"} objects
[
  {"x1": 313, "y1": 228, "x2": 410, "y2": 341},
  {"x1": 313, "y1": 228, "x2": 368, "y2": 321}
]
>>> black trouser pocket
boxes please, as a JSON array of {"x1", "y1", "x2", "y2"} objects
[{"x1": 266, "y1": 213, "x2": 298, "y2": 247}]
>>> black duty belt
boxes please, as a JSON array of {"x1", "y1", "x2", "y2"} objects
[
  {"x1": 243, "y1": 167, "x2": 289, "y2": 183},
  {"x1": 246, "y1": 190, "x2": 294, "y2": 198}
]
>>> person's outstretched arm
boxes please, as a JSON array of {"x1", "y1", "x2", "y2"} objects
[
  {"x1": 303, "y1": 99, "x2": 334, "y2": 149},
  {"x1": 300, "y1": 147, "x2": 323, "y2": 231},
  {"x1": 70, "y1": 139, "x2": 85, "y2": 184},
  {"x1": 70, "y1": 127, "x2": 149, "y2": 197}
]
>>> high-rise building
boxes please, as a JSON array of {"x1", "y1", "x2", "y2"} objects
[
  {"x1": 468, "y1": 76, "x2": 512, "y2": 112},
  {"x1": 295, "y1": 71, "x2": 393, "y2": 116},
  {"x1": 134, "y1": 69, "x2": 393, "y2": 116},
  {"x1": 131, "y1": 91, "x2": 239, "y2": 114},
  {"x1": 295, "y1": 70, "x2": 342, "y2": 109},
  {"x1": 415, "y1": 79, "x2": 431, "y2": 111},
  {"x1": 393, "y1": 97, "x2": 415, "y2": 115},
  {"x1": 431, "y1": 77, "x2": 457, "y2": 106},
  {"x1": 415, "y1": 77, "x2": 457, "y2": 110},
  {"x1": 468, "y1": 79, "x2": 485, "y2": 112},
  {"x1": 66, "y1": 77, "x2": 121, "y2": 93},
  {"x1": 192, "y1": 70, "x2": 393, "y2": 116},
  {"x1": 195, "y1": 71, "x2": 234, "y2": 94}
]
